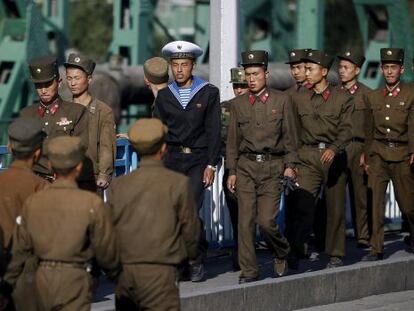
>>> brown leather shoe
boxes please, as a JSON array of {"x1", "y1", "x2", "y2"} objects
[{"x1": 274, "y1": 258, "x2": 288, "y2": 277}]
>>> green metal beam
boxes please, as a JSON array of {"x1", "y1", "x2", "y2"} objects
[{"x1": 295, "y1": 0, "x2": 324, "y2": 50}]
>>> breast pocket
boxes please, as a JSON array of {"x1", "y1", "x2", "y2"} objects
[
  {"x1": 238, "y1": 115, "x2": 250, "y2": 136},
  {"x1": 268, "y1": 112, "x2": 283, "y2": 131}
]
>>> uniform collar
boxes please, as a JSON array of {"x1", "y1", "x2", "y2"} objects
[
  {"x1": 50, "y1": 178, "x2": 78, "y2": 189},
  {"x1": 139, "y1": 158, "x2": 164, "y2": 167},
  {"x1": 311, "y1": 84, "x2": 331, "y2": 101},
  {"x1": 10, "y1": 160, "x2": 33, "y2": 171},
  {"x1": 249, "y1": 88, "x2": 269, "y2": 105},
  {"x1": 38, "y1": 97, "x2": 60, "y2": 117},
  {"x1": 383, "y1": 82, "x2": 401, "y2": 97},
  {"x1": 342, "y1": 82, "x2": 359, "y2": 95}
]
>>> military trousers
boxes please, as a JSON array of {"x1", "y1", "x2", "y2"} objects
[
  {"x1": 368, "y1": 154, "x2": 414, "y2": 254},
  {"x1": 164, "y1": 150, "x2": 209, "y2": 261},
  {"x1": 346, "y1": 141, "x2": 371, "y2": 244},
  {"x1": 294, "y1": 148, "x2": 347, "y2": 258},
  {"x1": 116, "y1": 264, "x2": 179, "y2": 311},
  {"x1": 236, "y1": 155, "x2": 290, "y2": 278},
  {"x1": 12, "y1": 256, "x2": 39, "y2": 311},
  {"x1": 222, "y1": 168, "x2": 239, "y2": 249},
  {"x1": 35, "y1": 264, "x2": 92, "y2": 311}
]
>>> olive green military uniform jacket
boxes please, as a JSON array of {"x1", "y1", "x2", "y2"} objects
[
  {"x1": 284, "y1": 83, "x2": 310, "y2": 96},
  {"x1": 292, "y1": 85, "x2": 353, "y2": 152},
  {"x1": 221, "y1": 98, "x2": 236, "y2": 156},
  {"x1": 4, "y1": 179, "x2": 119, "y2": 285},
  {"x1": 365, "y1": 83, "x2": 414, "y2": 162},
  {"x1": 84, "y1": 97, "x2": 116, "y2": 182},
  {"x1": 226, "y1": 88, "x2": 299, "y2": 176},
  {"x1": 106, "y1": 158, "x2": 200, "y2": 265},
  {"x1": 345, "y1": 82, "x2": 372, "y2": 140},
  {"x1": 0, "y1": 161, "x2": 47, "y2": 273},
  {"x1": 20, "y1": 97, "x2": 89, "y2": 176}
]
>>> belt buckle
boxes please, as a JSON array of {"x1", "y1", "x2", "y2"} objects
[
  {"x1": 256, "y1": 154, "x2": 265, "y2": 162},
  {"x1": 318, "y1": 142, "x2": 326, "y2": 150},
  {"x1": 180, "y1": 146, "x2": 192, "y2": 154},
  {"x1": 388, "y1": 142, "x2": 396, "y2": 148}
]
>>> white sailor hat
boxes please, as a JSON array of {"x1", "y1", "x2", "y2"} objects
[{"x1": 162, "y1": 41, "x2": 203, "y2": 59}]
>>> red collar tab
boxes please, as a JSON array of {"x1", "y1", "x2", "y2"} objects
[
  {"x1": 383, "y1": 86, "x2": 401, "y2": 97},
  {"x1": 38, "y1": 99, "x2": 59, "y2": 117},
  {"x1": 311, "y1": 87, "x2": 331, "y2": 102},
  {"x1": 249, "y1": 91, "x2": 269, "y2": 105},
  {"x1": 344, "y1": 83, "x2": 359, "y2": 95}
]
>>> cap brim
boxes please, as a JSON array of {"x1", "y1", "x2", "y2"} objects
[{"x1": 31, "y1": 76, "x2": 56, "y2": 84}]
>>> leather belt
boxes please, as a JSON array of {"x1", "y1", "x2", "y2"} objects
[
  {"x1": 351, "y1": 137, "x2": 365, "y2": 143},
  {"x1": 242, "y1": 153, "x2": 282, "y2": 163},
  {"x1": 303, "y1": 142, "x2": 330, "y2": 150},
  {"x1": 168, "y1": 145, "x2": 205, "y2": 154},
  {"x1": 39, "y1": 260, "x2": 92, "y2": 272},
  {"x1": 379, "y1": 141, "x2": 407, "y2": 148}
]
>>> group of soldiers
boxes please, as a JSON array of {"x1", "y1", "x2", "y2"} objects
[{"x1": 0, "y1": 39, "x2": 413, "y2": 310}]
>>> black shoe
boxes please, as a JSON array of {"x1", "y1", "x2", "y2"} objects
[
  {"x1": 274, "y1": 258, "x2": 288, "y2": 277},
  {"x1": 357, "y1": 240, "x2": 370, "y2": 249},
  {"x1": 238, "y1": 276, "x2": 258, "y2": 284},
  {"x1": 287, "y1": 255, "x2": 299, "y2": 270},
  {"x1": 231, "y1": 250, "x2": 240, "y2": 272},
  {"x1": 326, "y1": 257, "x2": 343, "y2": 269},
  {"x1": 190, "y1": 263, "x2": 205, "y2": 282},
  {"x1": 361, "y1": 252, "x2": 383, "y2": 261}
]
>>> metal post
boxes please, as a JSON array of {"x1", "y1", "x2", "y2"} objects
[
  {"x1": 295, "y1": 0, "x2": 324, "y2": 49},
  {"x1": 209, "y1": 0, "x2": 239, "y2": 101}
]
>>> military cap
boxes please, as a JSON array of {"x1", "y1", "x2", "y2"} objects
[
  {"x1": 240, "y1": 50, "x2": 269, "y2": 67},
  {"x1": 45, "y1": 136, "x2": 86, "y2": 169},
  {"x1": 8, "y1": 117, "x2": 44, "y2": 153},
  {"x1": 337, "y1": 50, "x2": 366, "y2": 68},
  {"x1": 380, "y1": 48, "x2": 404, "y2": 64},
  {"x1": 285, "y1": 49, "x2": 310, "y2": 64},
  {"x1": 162, "y1": 40, "x2": 203, "y2": 59},
  {"x1": 143, "y1": 57, "x2": 169, "y2": 84},
  {"x1": 28, "y1": 56, "x2": 59, "y2": 83},
  {"x1": 64, "y1": 53, "x2": 96, "y2": 75},
  {"x1": 302, "y1": 50, "x2": 333, "y2": 69},
  {"x1": 128, "y1": 118, "x2": 168, "y2": 155},
  {"x1": 229, "y1": 67, "x2": 248, "y2": 84}
]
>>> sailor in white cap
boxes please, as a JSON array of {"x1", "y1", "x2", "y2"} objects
[{"x1": 153, "y1": 41, "x2": 221, "y2": 282}]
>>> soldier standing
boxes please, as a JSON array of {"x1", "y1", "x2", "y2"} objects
[
  {"x1": 20, "y1": 56, "x2": 89, "y2": 181},
  {"x1": 337, "y1": 50, "x2": 372, "y2": 248},
  {"x1": 108, "y1": 118, "x2": 200, "y2": 310},
  {"x1": 153, "y1": 40, "x2": 221, "y2": 281},
  {"x1": 4, "y1": 136, "x2": 119, "y2": 311},
  {"x1": 284, "y1": 48, "x2": 312, "y2": 95},
  {"x1": 0, "y1": 118, "x2": 47, "y2": 311},
  {"x1": 221, "y1": 67, "x2": 249, "y2": 271},
  {"x1": 226, "y1": 50, "x2": 298, "y2": 283},
  {"x1": 290, "y1": 50, "x2": 353, "y2": 269},
  {"x1": 65, "y1": 53, "x2": 117, "y2": 193},
  {"x1": 362, "y1": 48, "x2": 414, "y2": 261}
]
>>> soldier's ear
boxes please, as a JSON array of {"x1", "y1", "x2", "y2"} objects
[
  {"x1": 321, "y1": 67, "x2": 328, "y2": 77},
  {"x1": 355, "y1": 67, "x2": 361, "y2": 76},
  {"x1": 400, "y1": 65, "x2": 405, "y2": 74},
  {"x1": 87, "y1": 75, "x2": 92, "y2": 84}
]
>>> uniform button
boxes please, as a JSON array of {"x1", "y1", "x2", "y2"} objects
[
  {"x1": 385, "y1": 116, "x2": 390, "y2": 120},
  {"x1": 386, "y1": 128, "x2": 391, "y2": 133},
  {"x1": 386, "y1": 104, "x2": 390, "y2": 108},
  {"x1": 388, "y1": 93, "x2": 392, "y2": 96},
  {"x1": 45, "y1": 122, "x2": 48, "y2": 126}
]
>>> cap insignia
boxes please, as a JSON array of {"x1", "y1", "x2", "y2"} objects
[
  {"x1": 387, "y1": 50, "x2": 392, "y2": 56},
  {"x1": 248, "y1": 53, "x2": 254, "y2": 59},
  {"x1": 291, "y1": 52, "x2": 296, "y2": 57},
  {"x1": 309, "y1": 52, "x2": 313, "y2": 56},
  {"x1": 74, "y1": 57, "x2": 81, "y2": 63},
  {"x1": 177, "y1": 44, "x2": 182, "y2": 50},
  {"x1": 346, "y1": 52, "x2": 351, "y2": 56},
  {"x1": 36, "y1": 68, "x2": 41, "y2": 73}
]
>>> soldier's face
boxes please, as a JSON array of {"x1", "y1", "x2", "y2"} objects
[
  {"x1": 66, "y1": 68, "x2": 91, "y2": 96},
  {"x1": 338, "y1": 60, "x2": 360, "y2": 83},
  {"x1": 232, "y1": 83, "x2": 249, "y2": 96},
  {"x1": 171, "y1": 59, "x2": 194, "y2": 87},
  {"x1": 35, "y1": 79, "x2": 60, "y2": 104},
  {"x1": 290, "y1": 63, "x2": 306, "y2": 83},
  {"x1": 244, "y1": 66, "x2": 268, "y2": 93},
  {"x1": 381, "y1": 63, "x2": 404, "y2": 86},
  {"x1": 305, "y1": 63, "x2": 327, "y2": 85}
]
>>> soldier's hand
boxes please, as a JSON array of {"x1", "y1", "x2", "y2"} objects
[
  {"x1": 320, "y1": 148, "x2": 335, "y2": 164},
  {"x1": 227, "y1": 175, "x2": 237, "y2": 193},
  {"x1": 203, "y1": 167, "x2": 215, "y2": 188},
  {"x1": 410, "y1": 153, "x2": 414, "y2": 165},
  {"x1": 283, "y1": 167, "x2": 296, "y2": 179},
  {"x1": 359, "y1": 153, "x2": 365, "y2": 167},
  {"x1": 96, "y1": 177, "x2": 109, "y2": 189}
]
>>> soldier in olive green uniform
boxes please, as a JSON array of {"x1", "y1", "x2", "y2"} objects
[
  {"x1": 4, "y1": 136, "x2": 119, "y2": 311},
  {"x1": 226, "y1": 51, "x2": 298, "y2": 283},
  {"x1": 65, "y1": 53, "x2": 117, "y2": 193},
  {"x1": 0, "y1": 118, "x2": 48, "y2": 311},
  {"x1": 107, "y1": 118, "x2": 200, "y2": 310},
  {"x1": 221, "y1": 67, "x2": 249, "y2": 271},
  {"x1": 291, "y1": 50, "x2": 353, "y2": 268},
  {"x1": 284, "y1": 49, "x2": 312, "y2": 95},
  {"x1": 362, "y1": 48, "x2": 414, "y2": 261},
  {"x1": 337, "y1": 50, "x2": 372, "y2": 248},
  {"x1": 20, "y1": 56, "x2": 89, "y2": 181}
]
